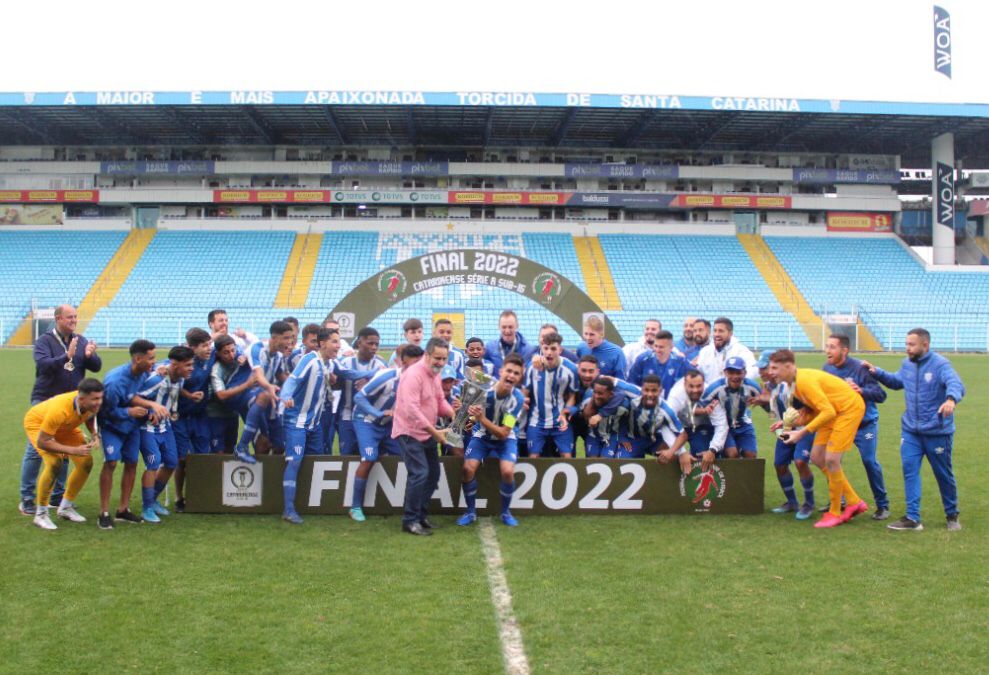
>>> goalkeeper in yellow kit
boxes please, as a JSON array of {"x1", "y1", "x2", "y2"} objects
[{"x1": 768, "y1": 350, "x2": 867, "y2": 528}]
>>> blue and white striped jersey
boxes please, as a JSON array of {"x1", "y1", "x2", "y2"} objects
[
  {"x1": 337, "y1": 354, "x2": 387, "y2": 421},
  {"x1": 354, "y1": 367, "x2": 402, "y2": 423},
  {"x1": 136, "y1": 370, "x2": 184, "y2": 433},
  {"x1": 286, "y1": 346, "x2": 308, "y2": 373},
  {"x1": 619, "y1": 397, "x2": 683, "y2": 445},
  {"x1": 447, "y1": 346, "x2": 466, "y2": 380},
  {"x1": 581, "y1": 383, "x2": 640, "y2": 447},
  {"x1": 248, "y1": 341, "x2": 284, "y2": 386},
  {"x1": 524, "y1": 359, "x2": 580, "y2": 429},
  {"x1": 177, "y1": 350, "x2": 215, "y2": 416},
  {"x1": 769, "y1": 381, "x2": 790, "y2": 423},
  {"x1": 280, "y1": 352, "x2": 329, "y2": 430},
  {"x1": 701, "y1": 377, "x2": 764, "y2": 428},
  {"x1": 472, "y1": 387, "x2": 526, "y2": 441}
]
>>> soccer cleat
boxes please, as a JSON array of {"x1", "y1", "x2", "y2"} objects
[
  {"x1": 349, "y1": 507, "x2": 366, "y2": 522},
  {"x1": 840, "y1": 500, "x2": 869, "y2": 523},
  {"x1": 114, "y1": 509, "x2": 143, "y2": 524},
  {"x1": 814, "y1": 513, "x2": 844, "y2": 529},
  {"x1": 33, "y1": 510, "x2": 57, "y2": 530},
  {"x1": 151, "y1": 502, "x2": 170, "y2": 517},
  {"x1": 56, "y1": 504, "x2": 86, "y2": 523},
  {"x1": 795, "y1": 504, "x2": 814, "y2": 520},
  {"x1": 456, "y1": 512, "x2": 477, "y2": 527},
  {"x1": 18, "y1": 498, "x2": 36, "y2": 516},
  {"x1": 946, "y1": 514, "x2": 961, "y2": 532},
  {"x1": 97, "y1": 513, "x2": 114, "y2": 530},
  {"x1": 282, "y1": 510, "x2": 304, "y2": 525},
  {"x1": 887, "y1": 516, "x2": 924, "y2": 531},
  {"x1": 772, "y1": 502, "x2": 797, "y2": 514},
  {"x1": 141, "y1": 506, "x2": 161, "y2": 524},
  {"x1": 174, "y1": 498, "x2": 186, "y2": 514},
  {"x1": 233, "y1": 447, "x2": 257, "y2": 464},
  {"x1": 501, "y1": 513, "x2": 519, "y2": 527},
  {"x1": 872, "y1": 507, "x2": 891, "y2": 521}
]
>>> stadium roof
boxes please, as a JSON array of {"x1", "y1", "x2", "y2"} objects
[{"x1": 1, "y1": 98, "x2": 988, "y2": 166}]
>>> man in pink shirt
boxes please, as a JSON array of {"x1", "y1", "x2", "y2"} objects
[{"x1": 392, "y1": 337, "x2": 454, "y2": 535}]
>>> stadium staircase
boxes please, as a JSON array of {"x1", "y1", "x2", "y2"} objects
[
  {"x1": 736, "y1": 233, "x2": 836, "y2": 350},
  {"x1": 974, "y1": 237, "x2": 989, "y2": 262},
  {"x1": 572, "y1": 235, "x2": 623, "y2": 311},
  {"x1": 275, "y1": 232, "x2": 322, "y2": 308},
  {"x1": 75, "y1": 228, "x2": 157, "y2": 334}
]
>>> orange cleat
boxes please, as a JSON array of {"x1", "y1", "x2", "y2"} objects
[
  {"x1": 814, "y1": 512, "x2": 844, "y2": 528},
  {"x1": 841, "y1": 501, "x2": 869, "y2": 523}
]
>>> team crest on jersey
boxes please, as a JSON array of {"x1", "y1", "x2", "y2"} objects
[
  {"x1": 924, "y1": 372, "x2": 934, "y2": 383},
  {"x1": 533, "y1": 271, "x2": 562, "y2": 304},
  {"x1": 679, "y1": 464, "x2": 727, "y2": 512},
  {"x1": 377, "y1": 269, "x2": 407, "y2": 300}
]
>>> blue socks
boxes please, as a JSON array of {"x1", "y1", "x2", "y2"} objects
[
  {"x1": 353, "y1": 477, "x2": 367, "y2": 510},
  {"x1": 800, "y1": 474, "x2": 815, "y2": 506},
  {"x1": 141, "y1": 486, "x2": 156, "y2": 510},
  {"x1": 153, "y1": 479, "x2": 167, "y2": 499},
  {"x1": 463, "y1": 479, "x2": 478, "y2": 513},
  {"x1": 238, "y1": 403, "x2": 265, "y2": 451},
  {"x1": 778, "y1": 471, "x2": 798, "y2": 506},
  {"x1": 499, "y1": 481, "x2": 515, "y2": 515},
  {"x1": 283, "y1": 457, "x2": 301, "y2": 514}
]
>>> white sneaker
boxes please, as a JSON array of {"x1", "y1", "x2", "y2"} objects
[
  {"x1": 57, "y1": 504, "x2": 86, "y2": 523},
  {"x1": 34, "y1": 510, "x2": 57, "y2": 530}
]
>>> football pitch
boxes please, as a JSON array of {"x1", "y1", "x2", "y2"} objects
[{"x1": 1, "y1": 348, "x2": 986, "y2": 673}]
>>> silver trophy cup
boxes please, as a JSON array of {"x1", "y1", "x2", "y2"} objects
[{"x1": 445, "y1": 371, "x2": 493, "y2": 448}]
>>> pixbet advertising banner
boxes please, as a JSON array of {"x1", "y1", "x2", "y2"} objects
[{"x1": 187, "y1": 455, "x2": 765, "y2": 516}]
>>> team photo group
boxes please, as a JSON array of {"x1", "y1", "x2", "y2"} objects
[{"x1": 20, "y1": 304, "x2": 965, "y2": 535}]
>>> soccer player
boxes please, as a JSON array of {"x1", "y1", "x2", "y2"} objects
[
  {"x1": 172, "y1": 328, "x2": 214, "y2": 512},
  {"x1": 580, "y1": 376, "x2": 640, "y2": 458},
  {"x1": 539, "y1": 323, "x2": 579, "y2": 363},
  {"x1": 823, "y1": 334, "x2": 890, "y2": 520},
  {"x1": 627, "y1": 329, "x2": 689, "y2": 396},
  {"x1": 696, "y1": 317, "x2": 758, "y2": 383},
  {"x1": 484, "y1": 309, "x2": 537, "y2": 376},
  {"x1": 433, "y1": 319, "x2": 466, "y2": 378},
  {"x1": 700, "y1": 356, "x2": 763, "y2": 459},
  {"x1": 465, "y1": 337, "x2": 495, "y2": 376},
  {"x1": 349, "y1": 344, "x2": 424, "y2": 522},
  {"x1": 864, "y1": 329, "x2": 965, "y2": 531},
  {"x1": 232, "y1": 320, "x2": 294, "y2": 462},
  {"x1": 25, "y1": 379, "x2": 103, "y2": 530},
  {"x1": 279, "y1": 328, "x2": 338, "y2": 524},
  {"x1": 456, "y1": 353, "x2": 527, "y2": 527},
  {"x1": 623, "y1": 318, "x2": 662, "y2": 366},
  {"x1": 523, "y1": 332, "x2": 579, "y2": 458},
  {"x1": 755, "y1": 352, "x2": 816, "y2": 519},
  {"x1": 336, "y1": 327, "x2": 387, "y2": 455},
  {"x1": 675, "y1": 317, "x2": 700, "y2": 362},
  {"x1": 617, "y1": 375, "x2": 689, "y2": 466},
  {"x1": 388, "y1": 317, "x2": 425, "y2": 367},
  {"x1": 135, "y1": 346, "x2": 195, "y2": 523},
  {"x1": 769, "y1": 349, "x2": 868, "y2": 529},
  {"x1": 577, "y1": 315, "x2": 627, "y2": 378},
  {"x1": 97, "y1": 340, "x2": 166, "y2": 529},
  {"x1": 665, "y1": 370, "x2": 728, "y2": 471},
  {"x1": 287, "y1": 323, "x2": 321, "y2": 372},
  {"x1": 208, "y1": 335, "x2": 257, "y2": 453}
]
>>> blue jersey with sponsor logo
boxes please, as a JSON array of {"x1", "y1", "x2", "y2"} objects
[
  {"x1": 701, "y1": 377, "x2": 763, "y2": 428},
  {"x1": 248, "y1": 342, "x2": 284, "y2": 385},
  {"x1": 524, "y1": 359, "x2": 579, "y2": 429},
  {"x1": 472, "y1": 387, "x2": 526, "y2": 441},
  {"x1": 354, "y1": 367, "x2": 401, "y2": 422},
  {"x1": 337, "y1": 354, "x2": 387, "y2": 421},
  {"x1": 280, "y1": 352, "x2": 330, "y2": 431},
  {"x1": 136, "y1": 370, "x2": 184, "y2": 434},
  {"x1": 177, "y1": 350, "x2": 215, "y2": 416}
]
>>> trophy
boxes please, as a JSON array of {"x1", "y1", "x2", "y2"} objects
[{"x1": 444, "y1": 368, "x2": 494, "y2": 448}]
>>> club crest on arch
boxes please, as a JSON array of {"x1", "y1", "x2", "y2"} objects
[
  {"x1": 533, "y1": 271, "x2": 563, "y2": 304},
  {"x1": 377, "y1": 269, "x2": 407, "y2": 300}
]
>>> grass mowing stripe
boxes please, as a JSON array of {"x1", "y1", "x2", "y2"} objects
[{"x1": 478, "y1": 518, "x2": 530, "y2": 675}]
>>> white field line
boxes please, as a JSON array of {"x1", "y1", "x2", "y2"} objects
[{"x1": 478, "y1": 519, "x2": 531, "y2": 675}]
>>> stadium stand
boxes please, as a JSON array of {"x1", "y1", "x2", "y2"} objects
[{"x1": 766, "y1": 236, "x2": 989, "y2": 351}]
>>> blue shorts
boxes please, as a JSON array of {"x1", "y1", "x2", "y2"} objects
[
  {"x1": 527, "y1": 425, "x2": 574, "y2": 457},
  {"x1": 725, "y1": 423, "x2": 758, "y2": 455},
  {"x1": 773, "y1": 432, "x2": 814, "y2": 466},
  {"x1": 139, "y1": 428, "x2": 177, "y2": 470},
  {"x1": 101, "y1": 427, "x2": 140, "y2": 464},
  {"x1": 354, "y1": 416, "x2": 401, "y2": 462},
  {"x1": 258, "y1": 410, "x2": 285, "y2": 449},
  {"x1": 616, "y1": 435, "x2": 660, "y2": 459},
  {"x1": 173, "y1": 414, "x2": 212, "y2": 458},
  {"x1": 321, "y1": 406, "x2": 337, "y2": 454},
  {"x1": 208, "y1": 415, "x2": 239, "y2": 452},
  {"x1": 284, "y1": 425, "x2": 324, "y2": 460},
  {"x1": 466, "y1": 436, "x2": 519, "y2": 463},
  {"x1": 585, "y1": 435, "x2": 618, "y2": 459},
  {"x1": 687, "y1": 426, "x2": 716, "y2": 456},
  {"x1": 337, "y1": 419, "x2": 359, "y2": 456}
]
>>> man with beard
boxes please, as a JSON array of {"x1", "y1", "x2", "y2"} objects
[{"x1": 696, "y1": 317, "x2": 757, "y2": 383}]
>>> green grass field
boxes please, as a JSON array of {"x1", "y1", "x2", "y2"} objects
[{"x1": 1, "y1": 349, "x2": 987, "y2": 673}]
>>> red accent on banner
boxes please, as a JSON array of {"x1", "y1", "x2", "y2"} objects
[
  {"x1": 212, "y1": 190, "x2": 331, "y2": 203},
  {"x1": 0, "y1": 190, "x2": 100, "y2": 203},
  {"x1": 671, "y1": 194, "x2": 792, "y2": 209},
  {"x1": 826, "y1": 212, "x2": 894, "y2": 232},
  {"x1": 446, "y1": 191, "x2": 569, "y2": 205}
]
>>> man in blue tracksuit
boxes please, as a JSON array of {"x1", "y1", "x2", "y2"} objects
[
  {"x1": 577, "y1": 315, "x2": 627, "y2": 378},
  {"x1": 484, "y1": 309, "x2": 538, "y2": 377},
  {"x1": 823, "y1": 334, "x2": 890, "y2": 520},
  {"x1": 865, "y1": 328, "x2": 965, "y2": 532}
]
